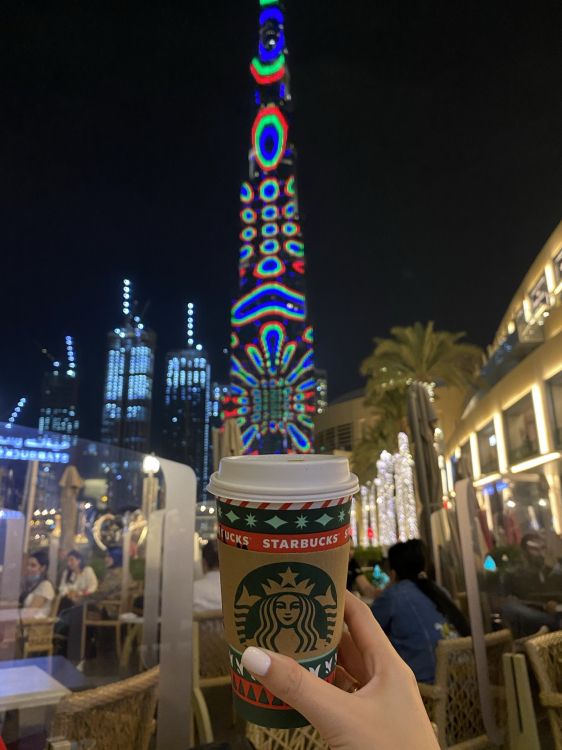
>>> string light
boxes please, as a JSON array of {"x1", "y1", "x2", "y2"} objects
[
  {"x1": 360, "y1": 486, "x2": 369, "y2": 547},
  {"x1": 394, "y1": 432, "x2": 419, "y2": 541},
  {"x1": 350, "y1": 499, "x2": 358, "y2": 546},
  {"x1": 375, "y1": 451, "x2": 397, "y2": 546},
  {"x1": 362, "y1": 434, "x2": 418, "y2": 547},
  {"x1": 367, "y1": 480, "x2": 379, "y2": 547}
]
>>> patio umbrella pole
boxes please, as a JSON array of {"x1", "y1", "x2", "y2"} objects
[
  {"x1": 407, "y1": 387, "x2": 434, "y2": 561},
  {"x1": 22, "y1": 460, "x2": 39, "y2": 552}
]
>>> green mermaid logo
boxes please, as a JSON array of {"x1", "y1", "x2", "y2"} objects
[{"x1": 234, "y1": 563, "x2": 337, "y2": 653}]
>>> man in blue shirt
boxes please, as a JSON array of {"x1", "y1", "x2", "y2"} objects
[
  {"x1": 371, "y1": 540, "x2": 469, "y2": 682},
  {"x1": 372, "y1": 578, "x2": 448, "y2": 682}
]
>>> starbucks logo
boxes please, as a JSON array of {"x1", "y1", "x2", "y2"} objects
[{"x1": 234, "y1": 563, "x2": 337, "y2": 653}]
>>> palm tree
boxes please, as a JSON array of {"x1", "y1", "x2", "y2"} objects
[
  {"x1": 361, "y1": 321, "x2": 483, "y2": 399},
  {"x1": 352, "y1": 322, "x2": 482, "y2": 482}
]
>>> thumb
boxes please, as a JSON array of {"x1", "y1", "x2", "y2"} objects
[{"x1": 241, "y1": 646, "x2": 346, "y2": 732}]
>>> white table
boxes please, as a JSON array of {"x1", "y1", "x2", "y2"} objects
[
  {"x1": 0, "y1": 665, "x2": 70, "y2": 741},
  {"x1": 0, "y1": 666, "x2": 70, "y2": 711}
]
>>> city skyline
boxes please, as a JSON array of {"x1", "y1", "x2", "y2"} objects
[
  {"x1": 0, "y1": 280, "x2": 235, "y2": 447},
  {"x1": 1, "y1": 1, "x2": 561, "y2": 441}
]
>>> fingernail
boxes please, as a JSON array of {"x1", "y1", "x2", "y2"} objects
[{"x1": 241, "y1": 646, "x2": 271, "y2": 676}]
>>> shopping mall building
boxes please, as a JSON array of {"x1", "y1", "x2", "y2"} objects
[{"x1": 445, "y1": 220, "x2": 562, "y2": 541}]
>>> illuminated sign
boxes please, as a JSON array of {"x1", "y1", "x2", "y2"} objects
[{"x1": 0, "y1": 434, "x2": 70, "y2": 464}]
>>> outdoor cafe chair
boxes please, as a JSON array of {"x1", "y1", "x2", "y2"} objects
[
  {"x1": 16, "y1": 594, "x2": 62, "y2": 658},
  {"x1": 525, "y1": 630, "x2": 562, "y2": 750},
  {"x1": 49, "y1": 665, "x2": 159, "y2": 750},
  {"x1": 192, "y1": 609, "x2": 231, "y2": 744},
  {"x1": 80, "y1": 598, "x2": 124, "y2": 662},
  {"x1": 417, "y1": 629, "x2": 512, "y2": 750},
  {"x1": 246, "y1": 723, "x2": 328, "y2": 750},
  {"x1": 20, "y1": 617, "x2": 57, "y2": 657}
]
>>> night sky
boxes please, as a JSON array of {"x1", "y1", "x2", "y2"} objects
[{"x1": 1, "y1": 0, "x2": 561, "y2": 442}]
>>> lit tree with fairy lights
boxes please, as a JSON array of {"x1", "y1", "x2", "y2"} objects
[{"x1": 226, "y1": 0, "x2": 315, "y2": 454}]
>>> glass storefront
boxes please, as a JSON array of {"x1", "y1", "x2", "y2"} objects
[
  {"x1": 503, "y1": 393, "x2": 539, "y2": 464},
  {"x1": 476, "y1": 421, "x2": 499, "y2": 475},
  {"x1": 459, "y1": 441, "x2": 472, "y2": 478},
  {"x1": 546, "y1": 370, "x2": 562, "y2": 449}
]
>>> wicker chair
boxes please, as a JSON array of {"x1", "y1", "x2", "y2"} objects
[
  {"x1": 50, "y1": 666, "x2": 159, "y2": 750},
  {"x1": 418, "y1": 629, "x2": 512, "y2": 750},
  {"x1": 246, "y1": 723, "x2": 328, "y2": 750},
  {"x1": 81, "y1": 599, "x2": 123, "y2": 662},
  {"x1": 20, "y1": 617, "x2": 56, "y2": 657},
  {"x1": 525, "y1": 630, "x2": 562, "y2": 749},
  {"x1": 192, "y1": 610, "x2": 231, "y2": 744}
]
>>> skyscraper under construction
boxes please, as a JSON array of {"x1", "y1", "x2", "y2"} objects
[{"x1": 101, "y1": 279, "x2": 156, "y2": 453}]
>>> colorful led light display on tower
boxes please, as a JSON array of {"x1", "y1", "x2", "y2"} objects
[{"x1": 228, "y1": 0, "x2": 315, "y2": 454}]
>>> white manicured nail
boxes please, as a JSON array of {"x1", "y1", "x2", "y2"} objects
[{"x1": 241, "y1": 647, "x2": 272, "y2": 676}]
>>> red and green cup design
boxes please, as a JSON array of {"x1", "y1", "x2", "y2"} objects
[{"x1": 217, "y1": 495, "x2": 352, "y2": 728}]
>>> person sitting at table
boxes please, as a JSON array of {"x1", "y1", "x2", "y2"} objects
[
  {"x1": 501, "y1": 532, "x2": 562, "y2": 638},
  {"x1": 347, "y1": 548, "x2": 380, "y2": 601},
  {"x1": 58, "y1": 549, "x2": 98, "y2": 610},
  {"x1": 19, "y1": 550, "x2": 55, "y2": 618},
  {"x1": 89, "y1": 547, "x2": 123, "y2": 619},
  {"x1": 194, "y1": 540, "x2": 221, "y2": 612},
  {"x1": 371, "y1": 539, "x2": 470, "y2": 683}
]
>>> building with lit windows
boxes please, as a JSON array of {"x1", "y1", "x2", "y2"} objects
[
  {"x1": 445, "y1": 221, "x2": 562, "y2": 540},
  {"x1": 161, "y1": 303, "x2": 211, "y2": 499},
  {"x1": 315, "y1": 389, "x2": 377, "y2": 456},
  {"x1": 38, "y1": 336, "x2": 79, "y2": 438},
  {"x1": 227, "y1": 0, "x2": 316, "y2": 454},
  {"x1": 100, "y1": 279, "x2": 156, "y2": 453}
]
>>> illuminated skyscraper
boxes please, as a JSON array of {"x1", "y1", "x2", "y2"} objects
[
  {"x1": 101, "y1": 279, "x2": 156, "y2": 453},
  {"x1": 211, "y1": 382, "x2": 229, "y2": 427},
  {"x1": 162, "y1": 303, "x2": 211, "y2": 498},
  {"x1": 227, "y1": 0, "x2": 315, "y2": 454},
  {"x1": 38, "y1": 336, "x2": 79, "y2": 438}
]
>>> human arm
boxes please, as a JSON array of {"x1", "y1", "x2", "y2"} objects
[
  {"x1": 81, "y1": 567, "x2": 99, "y2": 596},
  {"x1": 241, "y1": 591, "x2": 438, "y2": 750},
  {"x1": 354, "y1": 574, "x2": 381, "y2": 601},
  {"x1": 91, "y1": 569, "x2": 122, "y2": 602},
  {"x1": 348, "y1": 557, "x2": 379, "y2": 601},
  {"x1": 27, "y1": 594, "x2": 48, "y2": 610},
  {"x1": 58, "y1": 571, "x2": 70, "y2": 596},
  {"x1": 23, "y1": 581, "x2": 55, "y2": 618}
]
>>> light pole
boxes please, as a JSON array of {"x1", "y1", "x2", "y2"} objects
[{"x1": 142, "y1": 454, "x2": 161, "y2": 521}]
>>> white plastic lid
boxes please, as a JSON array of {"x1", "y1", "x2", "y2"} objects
[{"x1": 207, "y1": 454, "x2": 359, "y2": 503}]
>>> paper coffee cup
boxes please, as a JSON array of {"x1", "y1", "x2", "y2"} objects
[{"x1": 207, "y1": 454, "x2": 359, "y2": 728}]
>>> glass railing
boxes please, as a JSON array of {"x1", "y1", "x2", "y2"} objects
[
  {"x1": 431, "y1": 474, "x2": 562, "y2": 748},
  {"x1": 0, "y1": 423, "x2": 198, "y2": 750}
]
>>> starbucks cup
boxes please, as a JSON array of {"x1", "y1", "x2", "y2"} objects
[{"x1": 207, "y1": 454, "x2": 359, "y2": 728}]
